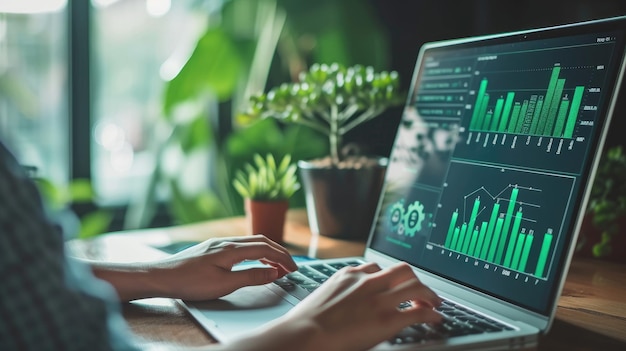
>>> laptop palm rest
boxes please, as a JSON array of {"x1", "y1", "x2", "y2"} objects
[{"x1": 184, "y1": 285, "x2": 294, "y2": 340}]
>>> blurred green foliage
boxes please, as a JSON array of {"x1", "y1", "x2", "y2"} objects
[
  {"x1": 585, "y1": 145, "x2": 626, "y2": 258},
  {"x1": 35, "y1": 177, "x2": 112, "y2": 239},
  {"x1": 239, "y1": 63, "x2": 403, "y2": 164},
  {"x1": 125, "y1": 0, "x2": 394, "y2": 228}
]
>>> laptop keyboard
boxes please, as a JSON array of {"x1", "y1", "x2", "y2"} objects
[
  {"x1": 273, "y1": 260, "x2": 514, "y2": 344},
  {"x1": 391, "y1": 299, "x2": 514, "y2": 345},
  {"x1": 273, "y1": 260, "x2": 362, "y2": 300}
]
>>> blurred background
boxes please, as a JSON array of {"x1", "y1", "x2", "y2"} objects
[{"x1": 2, "y1": 0, "x2": 626, "y2": 237}]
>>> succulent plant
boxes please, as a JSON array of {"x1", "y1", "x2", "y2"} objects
[
  {"x1": 232, "y1": 153, "x2": 301, "y2": 201},
  {"x1": 239, "y1": 63, "x2": 404, "y2": 165}
]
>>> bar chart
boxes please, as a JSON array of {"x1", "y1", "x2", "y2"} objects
[
  {"x1": 468, "y1": 64, "x2": 585, "y2": 138},
  {"x1": 443, "y1": 188, "x2": 554, "y2": 278},
  {"x1": 433, "y1": 162, "x2": 575, "y2": 280}
]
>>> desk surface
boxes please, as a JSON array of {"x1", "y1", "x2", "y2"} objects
[{"x1": 69, "y1": 210, "x2": 626, "y2": 351}]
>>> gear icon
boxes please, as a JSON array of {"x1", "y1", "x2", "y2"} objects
[
  {"x1": 387, "y1": 200, "x2": 405, "y2": 233},
  {"x1": 403, "y1": 201, "x2": 426, "y2": 237}
]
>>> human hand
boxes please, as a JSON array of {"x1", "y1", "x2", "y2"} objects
[
  {"x1": 222, "y1": 262, "x2": 442, "y2": 351},
  {"x1": 149, "y1": 234, "x2": 298, "y2": 301}
]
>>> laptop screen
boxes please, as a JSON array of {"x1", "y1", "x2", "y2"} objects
[{"x1": 368, "y1": 16, "x2": 626, "y2": 315}]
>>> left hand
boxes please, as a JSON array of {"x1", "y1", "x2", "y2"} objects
[{"x1": 150, "y1": 234, "x2": 298, "y2": 301}]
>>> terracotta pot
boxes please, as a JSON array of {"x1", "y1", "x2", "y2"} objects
[{"x1": 244, "y1": 198, "x2": 289, "y2": 244}]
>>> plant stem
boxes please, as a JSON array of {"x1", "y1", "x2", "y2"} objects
[
  {"x1": 330, "y1": 104, "x2": 340, "y2": 164},
  {"x1": 340, "y1": 106, "x2": 383, "y2": 135}
]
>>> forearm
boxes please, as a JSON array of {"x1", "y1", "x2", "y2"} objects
[{"x1": 90, "y1": 262, "x2": 169, "y2": 302}]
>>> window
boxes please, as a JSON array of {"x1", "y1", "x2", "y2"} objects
[
  {"x1": 0, "y1": 3, "x2": 69, "y2": 185},
  {"x1": 90, "y1": 0, "x2": 208, "y2": 205}
]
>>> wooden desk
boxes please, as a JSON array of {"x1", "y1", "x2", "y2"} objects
[{"x1": 69, "y1": 209, "x2": 626, "y2": 350}]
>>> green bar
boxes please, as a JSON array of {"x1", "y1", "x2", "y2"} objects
[
  {"x1": 457, "y1": 223, "x2": 469, "y2": 252},
  {"x1": 507, "y1": 103, "x2": 522, "y2": 133},
  {"x1": 488, "y1": 215, "x2": 505, "y2": 263},
  {"x1": 544, "y1": 78, "x2": 565, "y2": 136},
  {"x1": 552, "y1": 98, "x2": 570, "y2": 137},
  {"x1": 466, "y1": 198, "x2": 480, "y2": 246},
  {"x1": 564, "y1": 86, "x2": 585, "y2": 138},
  {"x1": 498, "y1": 92, "x2": 515, "y2": 132},
  {"x1": 482, "y1": 110, "x2": 493, "y2": 131},
  {"x1": 536, "y1": 66, "x2": 562, "y2": 135},
  {"x1": 529, "y1": 96, "x2": 544, "y2": 135},
  {"x1": 445, "y1": 209, "x2": 459, "y2": 248},
  {"x1": 468, "y1": 227, "x2": 479, "y2": 256},
  {"x1": 516, "y1": 101, "x2": 529, "y2": 133},
  {"x1": 497, "y1": 187, "x2": 519, "y2": 264},
  {"x1": 511, "y1": 233, "x2": 527, "y2": 270},
  {"x1": 480, "y1": 203, "x2": 501, "y2": 260},
  {"x1": 535, "y1": 230, "x2": 554, "y2": 277},
  {"x1": 503, "y1": 207, "x2": 523, "y2": 267},
  {"x1": 490, "y1": 97, "x2": 505, "y2": 131},
  {"x1": 519, "y1": 230, "x2": 534, "y2": 272},
  {"x1": 474, "y1": 222, "x2": 488, "y2": 257},
  {"x1": 460, "y1": 223, "x2": 472, "y2": 254},
  {"x1": 477, "y1": 95, "x2": 490, "y2": 131},
  {"x1": 451, "y1": 227, "x2": 461, "y2": 250},
  {"x1": 470, "y1": 79, "x2": 489, "y2": 131}
]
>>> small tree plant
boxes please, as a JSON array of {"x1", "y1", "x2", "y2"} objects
[{"x1": 239, "y1": 63, "x2": 404, "y2": 166}]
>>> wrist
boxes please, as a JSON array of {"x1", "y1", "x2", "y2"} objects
[{"x1": 91, "y1": 263, "x2": 168, "y2": 301}]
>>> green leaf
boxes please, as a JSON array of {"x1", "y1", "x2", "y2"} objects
[
  {"x1": 68, "y1": 179, "x2": 95, "y2": 203},
  {"x1": 233, "y1": 179, "x2": 250, "y2": 198},
  {"x1": 78, "y1": 210, "x2": 113, "y2": 239},
  {"x1": 277, "y1": 153, "x2": 291, "y2": 173},
  {"x1": 178, "y1": 116, "x2": 214, "y2": 153},
  {"x1": 33, "y1": 177, "x2": 66, "y2": 209},
  {"x1": 163, "y1": 27, "x2": 243, "y2": 117}
]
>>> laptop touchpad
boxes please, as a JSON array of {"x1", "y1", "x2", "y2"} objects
[{"x1": 184, "y1": 285, "x2": 295, "y2": 338}]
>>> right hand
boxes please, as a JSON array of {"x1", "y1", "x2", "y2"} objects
[{"x1": 222, "y1": 262, "x2": 442, "y2": 351}]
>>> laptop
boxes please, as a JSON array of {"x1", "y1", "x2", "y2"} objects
[{"x1": 180, "y1": 15, "x2": 626, "y2": 350}]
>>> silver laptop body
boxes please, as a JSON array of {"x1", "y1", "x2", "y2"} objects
[{"x1": 182, "y1": 15, "x2": 626, "y2": 350}]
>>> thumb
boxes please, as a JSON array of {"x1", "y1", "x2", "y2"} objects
[{"x1": 228, "y1": 267, "x2": 279, "y2": 288}]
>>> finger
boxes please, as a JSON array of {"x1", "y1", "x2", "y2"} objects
[
  {"x1": 258, "y1": 258, "x2": 295, "y2": 276},
  {"x1": 349, "y1": 261, "x2": 381, "y2": 274},
  {"x1": 397, "y1": 305, "x2": 443, "y2": 326},
  {"x1": 375, "y1": 263, "x2": 436, "y2": 297},
  {"x1": 216, "y1": 242, "x2": 298, "y2": 272},
  {"x1": 223, "y1": 234, "x2": 294, "y2": 261},
  {"x1": 321, "y1": 262, "x2": 380, "y2": 289},
  {"x1": 235, "y1": 234, "x2": 291, "y2": 251},
  {"x1": 386, "y1": 277, "x2": 442, "y2": 309},
  {"x1": 349, "y1": 262, "x2": 418, "y2": 295},
  {"x1": 349, "y1": 263, "x2": 441, "y2": 309}
]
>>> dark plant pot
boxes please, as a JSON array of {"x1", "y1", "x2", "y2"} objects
[
  {"x1": 298, "y1": 157, "x2": 387, "y2": 241},
  {"x1": 244, "y1": 198, "x2": 289, "y2": 244}
]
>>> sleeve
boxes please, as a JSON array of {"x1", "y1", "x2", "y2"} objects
[{"x1": 0, "y1": 143, "x2": 141, "y2": 351}]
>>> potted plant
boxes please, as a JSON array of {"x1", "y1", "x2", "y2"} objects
[
  {"x1": 233, "y1": 153, "x2": 301, "y2": 243},
  {"x1": 239, "y1": 63, "x2": 403, "y2": 240},
  {"x1": 577, "y1": 145, "x2": 626, "y2": 262}
]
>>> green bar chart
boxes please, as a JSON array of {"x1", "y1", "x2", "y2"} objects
[
  {"x1": 442, "y1": 186, "x2": 555, "y2": 279},
  {"x1": 468, "y1": 65, "x2": 584, "y2": 138}
]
